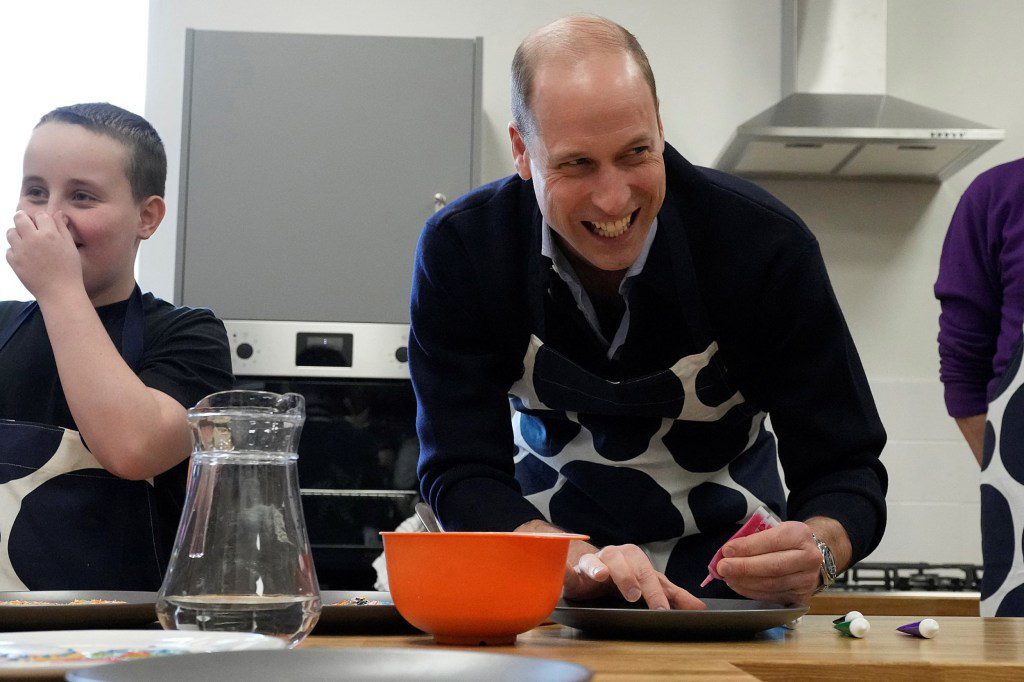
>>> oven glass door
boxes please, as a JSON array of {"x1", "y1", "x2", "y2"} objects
[{"x1": 236, "y1": 377, "x2": 418, "y2": 588}]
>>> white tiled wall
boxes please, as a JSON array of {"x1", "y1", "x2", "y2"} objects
[
  {"x1": 867, "y1": 378, "x2": 981, "y2": 564},
  {"x1": 771, "y1": 377, "x2": 981, "y2": 565}
]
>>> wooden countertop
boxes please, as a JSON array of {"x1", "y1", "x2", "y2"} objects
[
  {"x1": 303, "y1": 615, "x2": 1024, "y2": 680},
  {"x1": 808, "y1": 590, "x2": 981, "y2": 616}
]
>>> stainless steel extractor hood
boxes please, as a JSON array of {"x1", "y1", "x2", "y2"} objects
[{"x1": 716, "y1": 0, "x2": 1004, "y2": 182}]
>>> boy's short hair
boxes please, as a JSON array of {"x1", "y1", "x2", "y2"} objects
[{"x1": 37, "y1": 102, "x2": 166, "y2": 202}]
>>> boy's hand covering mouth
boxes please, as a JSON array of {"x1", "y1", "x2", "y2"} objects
[{"x1": 7, "y1": 209, "x2": 85, "y2": 301}]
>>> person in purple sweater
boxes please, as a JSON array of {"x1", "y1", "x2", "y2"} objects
[{"x1": 935, "y1": 157, "x2": 1024, "y2": 616}]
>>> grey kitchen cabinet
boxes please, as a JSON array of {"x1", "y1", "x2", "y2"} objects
[{"x1": 176, "y1": 29, "x2": 481, "y2": 323}]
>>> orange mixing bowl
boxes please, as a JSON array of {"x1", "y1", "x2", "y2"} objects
[{"x1": 381, "y1": 531, "x2": 587, "y2": 645}]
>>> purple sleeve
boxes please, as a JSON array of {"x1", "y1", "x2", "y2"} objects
[{"x1": 934, "y1": 176, "x2": 1000, "y2": 418}]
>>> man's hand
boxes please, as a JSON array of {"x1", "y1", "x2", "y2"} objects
[
  {"x1": 517, "y1": 519, "x2": 705, "y2": 610},
  {"x1": 7, "y1": 210, "x2": 84, "y2": 302},
  {"x1": 566, "y1": 542, "x2": 707, "y2": 610},
  {"x1": 715, "y1": 518, "x2": 850, "y2": 605}
]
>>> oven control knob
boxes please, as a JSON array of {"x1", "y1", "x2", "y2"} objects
[
  {"x1": 236, "y1": 342, "x2": 254, "y2": 360},
  {"x1": 395, "y1": 346, "x2": 409, "y2": 363}
]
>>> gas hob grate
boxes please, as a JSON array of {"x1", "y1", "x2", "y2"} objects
[{"x1": 835, "y1": 562, "x2": 982, "y2": 592}]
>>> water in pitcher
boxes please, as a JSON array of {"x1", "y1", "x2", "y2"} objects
[{"x1": 158, "y1": 594, "x2": 321, "y2": 647}]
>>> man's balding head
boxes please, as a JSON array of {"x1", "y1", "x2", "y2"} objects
[{"x1": 511, "y1": 15, "x2": 658, "y2": 142}]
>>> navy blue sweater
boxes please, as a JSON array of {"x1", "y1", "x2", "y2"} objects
[{"x1": 410, "y1": 144, "x2": 887, "y2": 565}]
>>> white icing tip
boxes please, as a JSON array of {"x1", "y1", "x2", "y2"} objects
[
  {"x1": 919, "y1": 618, "x2": 939, "y2": 638},
  {"x1": 849, "y1": 616, "x2": 871, "y2": 638}
]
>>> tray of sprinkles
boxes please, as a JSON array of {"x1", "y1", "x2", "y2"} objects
[
  {"x1": 0, "y1": 591, "x2": 157, "y2": 631},
  {"x1": 313, "y1": 591, "x2": 420, "y2": 634}
]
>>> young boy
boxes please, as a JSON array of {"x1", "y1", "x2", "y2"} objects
[{"x1": 0, "y1": 103, "x2": 233, "y2": 590}]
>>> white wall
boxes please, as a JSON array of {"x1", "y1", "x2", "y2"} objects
[
  {"x1": 758, "y1": 0, "x2": 1024, "y2": 565},
  {"x1": 141, "y1": 0, "x2": 781, "y2": 300},
  {"x1": 0, "y1": 1, "x2": 148, "y2": 301},
  {"x1": 144, "y1": 0, "x2": 1024, "y2": 565}
]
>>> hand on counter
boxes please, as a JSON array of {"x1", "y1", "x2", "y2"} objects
[
  {"x1": 715, "y1": 520, "x2": 826, "y2": 605},
  {"x1": 564, "y1": 540, "x2": 707, "y2": 611},
  {"x1": 516, "y1": 518, "x2": 705, "y2": 611}
]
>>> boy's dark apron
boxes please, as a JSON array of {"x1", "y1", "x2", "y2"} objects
[
  {"x1": 981, "y1": 328, "x2": 1024, "y2": 615},
  {"x1": 509, "y1": 218, "x2": 786, "y2": 596},
  {"x1": 0, "y1": 287, "x2": 168, "y2": 590}
]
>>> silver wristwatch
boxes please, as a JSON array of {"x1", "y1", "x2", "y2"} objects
[{"x1": 812, "y1": 533, "x2": 838, "y2": 593}]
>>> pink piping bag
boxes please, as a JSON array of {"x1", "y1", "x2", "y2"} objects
[{"x1": 701, "y1": 505, "x2": 780, "y2": 587}]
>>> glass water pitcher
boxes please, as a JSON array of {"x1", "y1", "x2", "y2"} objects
[{"x1": 156, "y1": 390, "x2": 321, "y2": 647}]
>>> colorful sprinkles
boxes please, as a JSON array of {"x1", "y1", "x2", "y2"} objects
[
  {"x1": 0, "y1": 648, "x2": 179, "y2": 664},
  {"x1": 331, "y1": 597, "x2": 392, "y2": 606},
  {"x1": 0, "y1": 599, "x2": 127, "y2": 606}
]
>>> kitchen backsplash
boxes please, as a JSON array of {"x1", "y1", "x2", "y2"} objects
[
  {"x1": 774, "y1": 377, "x2": 981, "y2": 566},
  {"x1": 869, "y1": 378, "x2": 981, "y2": 564}
]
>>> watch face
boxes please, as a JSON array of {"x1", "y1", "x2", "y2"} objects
[
  {"x1": 813, "y1": 534, "x2": 838, "y2": 585},
  {"x1": 822, "y1": 545, "x2": 838, "y2": 581}
]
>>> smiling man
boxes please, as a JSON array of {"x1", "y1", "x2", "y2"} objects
[{"x1": 411, "y1": 16, "x2": 888, "y2": 609}]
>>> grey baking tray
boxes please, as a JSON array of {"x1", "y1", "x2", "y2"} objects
[
  {"x1": 0, "y1": 591, "x2": 156, "y2": 630},
  {"x1": 313, "y1": 590, "x2": 419, "y2": 634},
  {"x1": 550, "y1": 597, "x2": 807, "y2": 639},
  {"x1": 66, "y1": 648, "x2": 594, "y2": 681}
]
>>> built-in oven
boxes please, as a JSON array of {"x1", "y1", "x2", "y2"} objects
[
  {"x1": 172, "y1": 29, "x2": 482, "y2": 590},
  {"x1": 224, "y1": 319, "x2": 418, "y2": 589}
]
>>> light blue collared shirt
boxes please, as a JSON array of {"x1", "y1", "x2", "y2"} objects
[{"x1": 541, "y1": 218, "x2": 659, "y2": 360}]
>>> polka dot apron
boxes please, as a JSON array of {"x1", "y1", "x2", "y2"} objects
[
  {"x1": 981, "y1": 334, "x2": 1024, "y2": 615},
  {"x1": 509, "y1": 233, "x2": 787, "y2": 596},
  {"x1": 0, "y1": 287, "x2": 167, "y2": 590}
]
